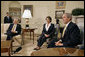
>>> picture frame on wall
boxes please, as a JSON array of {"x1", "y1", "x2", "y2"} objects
[
  {"x1": 56, "y1": 1, "x2": 66, "y2": 9},
  {"x1": 23, "y1": 5, "x2": 33, "y2": 16},
  {"x1": 9, "y1": 7, "x2": 21, "y2": 23},
  {"x1": 55, "y1": 10, "x2": 65, "y2": 19}
]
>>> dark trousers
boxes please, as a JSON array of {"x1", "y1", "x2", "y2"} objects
[
  {"x1": 37, "y1": 34, "x2": 52, "y2": 47},
  {"x1": 47, "y1": 38, "x2": 75, "y2": 48},
  {"x1": 6, "y1": 31, "x2": 19, "y2": 40},
  {"x1": 47, "y1": 38, "x2": 58, "y2": 48}
]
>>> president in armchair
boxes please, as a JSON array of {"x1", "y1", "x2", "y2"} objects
[{"x1": 48, "y1": 13, "x2": 81, "y2": 48}]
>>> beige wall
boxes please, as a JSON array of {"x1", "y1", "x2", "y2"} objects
[{"x1": 1, "y1": 1, "x2": 84, "y2": 34}]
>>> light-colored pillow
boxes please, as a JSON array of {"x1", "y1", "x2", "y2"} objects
[
  {"x1": 1, "y1": 24, "x2": 4, "y2": 34},
  {"x1": 3, "y1": 24, "x2": 10, "y2": 33}
]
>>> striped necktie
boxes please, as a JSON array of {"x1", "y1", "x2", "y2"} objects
[
  {"x1": 62, "y1": 25, "x2": 67, "y2": 37},
  {"x1": 12, "y1": 25, "x2": 16, "y2": 31}
]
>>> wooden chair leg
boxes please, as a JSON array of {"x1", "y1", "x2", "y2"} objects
[
  {"x1": 21, "y1": 35, "x2": 24, "y2": 45},
  {"x1": 33, "y1": 31, "x2": 34, "y2": 44},
  {"x1": 14, "y1": 38, "x2": 21, "y2": 45},
  {"x1": 11, "y1": 41, "x2": 13, "y2": 55},
  {"x1": 8, "y1": 48, "x2": 11, "y2": 56}
]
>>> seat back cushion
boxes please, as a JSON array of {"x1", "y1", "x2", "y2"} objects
[
  {"x1": 4, "y1": 24, "x2": 10, "y2": 33},
  {"x1": 1, "y1": 24, "x2": 4, "y2": 34}
]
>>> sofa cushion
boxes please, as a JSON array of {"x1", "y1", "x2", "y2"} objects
[{"x1": 3, "y1": 24, "x2": 10, "y2": 33}]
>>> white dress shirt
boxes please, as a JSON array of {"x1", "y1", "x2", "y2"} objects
[{"x1": 45, "y1": 23, "x2": 51, "y2": 31}]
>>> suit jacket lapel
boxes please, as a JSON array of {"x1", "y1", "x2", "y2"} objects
[
  {"x1": 44, "y1": 23, "x2": 51, "y2": 32},
  {"x1": 48, "y1": 23, "x2": 52, "y2": 32},
  {"x1": 10, "y1": 24, "x2": 13, "y2": 30}
]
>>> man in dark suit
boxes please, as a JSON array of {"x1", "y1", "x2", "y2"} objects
[
  {"x1": 48, "y1": 13, "x2": 81, "y2": 48},
  {"x1": 34, "y1": 16, "x2": 55, "y2": 50},
  {"x1": 6, "y1": 19, "x2": 21, "y2": 40},
  {"x1": 4, "y1": 12, "x2": 13, "y2": 23}
]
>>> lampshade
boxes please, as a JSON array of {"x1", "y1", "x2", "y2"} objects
[{"x1": 22, "y1": 9, "x2": 32, "y2": 18}]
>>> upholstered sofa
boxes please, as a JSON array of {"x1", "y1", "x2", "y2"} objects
[{"x1": 1, "y1": 24, "x2": 10, "y2": 40}]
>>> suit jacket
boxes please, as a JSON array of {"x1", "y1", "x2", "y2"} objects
[
  {"x1": 61, "y1": 22, "x2": 81, "y2": 47},
  {"x1": 7, "y1": 23, "x2": 21, "y2": 35},
  {"x1": 42, "y1": 23, "x2": 55, "y2": 38},
  {"x1": 4, "y1": 16, "x2": 13, "y2": 23}
]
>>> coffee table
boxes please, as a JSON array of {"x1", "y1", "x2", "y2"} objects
[
  {"x1": 31, "y1": 47, "x2": 84, "y2": 56},
  {"x1": 1, "y1": 40, "x2": 12, "y2": 56}
]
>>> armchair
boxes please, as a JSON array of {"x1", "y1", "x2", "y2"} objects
[{"x1": 76, "y1": 26, "x2": 84, "y2": 50}]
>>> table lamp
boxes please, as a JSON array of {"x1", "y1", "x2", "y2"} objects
[{"x1": 22, "y1": 9, "x2": 32, "y2": 29}]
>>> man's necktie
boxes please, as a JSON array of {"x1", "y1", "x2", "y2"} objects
[
  {"x1": 12, "y1": 25, "x2": 16, "y2": 31},
  {"x1": 62, "y1": 25, "x2": 67, "y2": 37}
]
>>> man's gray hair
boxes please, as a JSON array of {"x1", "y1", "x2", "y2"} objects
[
  {"x1": 64, "y1": 13, "x2": 72, "y2": 20},
  {"x1": 13, "y1": 18, "x2": 19, "y2": 21}
]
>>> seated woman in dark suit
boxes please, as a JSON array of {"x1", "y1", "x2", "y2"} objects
[{"x1": 34, "y1": 16, "x2": 55, "y2": 50}]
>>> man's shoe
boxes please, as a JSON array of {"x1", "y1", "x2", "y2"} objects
[{"x1": 14, "y1": 47, "x2": 22, "y2": 54}]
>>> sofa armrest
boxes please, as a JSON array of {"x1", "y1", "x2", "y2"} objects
[{"x1": 1, "y1": 34, "x2": 7, "y2": 41}]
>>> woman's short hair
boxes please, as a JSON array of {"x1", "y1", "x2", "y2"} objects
[
  {"x1": 6, "y1": 12, "x2": 9, "y2": 14},
  {"x1": 46, "y1": 16, "x2": 52, "y2": 22}
]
